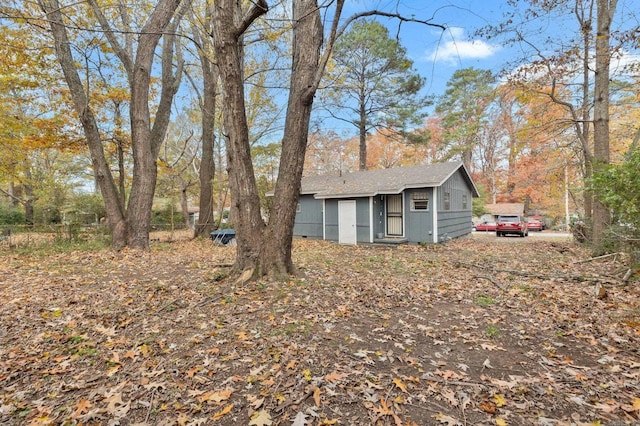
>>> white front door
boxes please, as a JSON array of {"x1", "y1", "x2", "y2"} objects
[{"x1": 338, "y1": 200, "x2": 357, "y2": 245}]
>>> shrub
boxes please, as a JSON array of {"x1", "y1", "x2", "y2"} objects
[{"x1": 0, "y1": 206, "x2": 26, "y2": 225}]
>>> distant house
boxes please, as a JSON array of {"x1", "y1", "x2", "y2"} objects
[
  {"x1": 480, "y1": 203, "x2": 526, "y2": 223},
  {"x1": 293, "y1": 162, "x2": 479, "y2": 245}
]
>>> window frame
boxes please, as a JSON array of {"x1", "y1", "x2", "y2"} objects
[{"x1": 410, "y1": 192, "x2": 429, "y2": 211}]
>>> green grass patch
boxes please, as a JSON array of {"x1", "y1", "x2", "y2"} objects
[
  {"x1": 486, "y1": 325, "x2": 500, "y2": 337},
  {"x1": 475, "y1": 294, "x2": 497, "y2": 307}
]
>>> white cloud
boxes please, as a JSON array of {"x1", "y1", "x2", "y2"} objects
[{"x1": 426, "y1": 27, "x2": 500, "y2": 65}]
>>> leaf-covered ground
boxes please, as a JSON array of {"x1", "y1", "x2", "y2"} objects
[{"x1": 1, "y1": 236, "x2": 639, "y2": 426}]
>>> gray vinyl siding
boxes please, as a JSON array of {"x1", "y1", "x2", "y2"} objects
[
  {"x1": 404, "y1": 188, "x2": 435, "y2": 244},
  {"x1": 437, "y1": 210, "x2": 472, "y2": 240},
  {"x1": 437, "y1": 170, "x2": 473, "y2": 240},
  {"x1": 293, "y1": 195, "x2": 323, "y2": 238}
]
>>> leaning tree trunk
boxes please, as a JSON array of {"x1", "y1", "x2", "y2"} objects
[
  {"x1": 39, "y1": 0, "x2": 128, "y2": 247},
  {"x1": 591, "y1": 0, "x2": 616, "y2": 249},
  {"x1": 259, "y1": 0, "x2": 323, "y2": 278}
]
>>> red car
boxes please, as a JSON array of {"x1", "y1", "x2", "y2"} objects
[
  {"x1": 527, "y1": 219, "x2": 543, "y2": 232},
  {"x1": 496, "y1": 215, "x2": 528, "y2": 237},
  {"x1": 474, "y1": 221, "x2": 497, "y2": 232}
]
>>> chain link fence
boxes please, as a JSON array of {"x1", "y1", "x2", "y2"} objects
[{"x1": 0, "y1": 223, "x2": 194, "y2": 251}]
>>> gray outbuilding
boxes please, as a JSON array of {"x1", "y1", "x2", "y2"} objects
[{"x1": 293, "y1": 161, "x2": 479, "y2": 245}]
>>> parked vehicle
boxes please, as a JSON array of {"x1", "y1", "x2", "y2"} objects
[
  {"x1": 474, "y1": 221, "x2": 497, "y2": 232},
  {"x1": 527, "y1": 219, "x2": 543, "y2": 232},
  {"x1": 530, "y1": 215, "x2": 546, "y2": 230},
  {"x1": 496, "y1": 215, "x2": 528, "y2": 237}
]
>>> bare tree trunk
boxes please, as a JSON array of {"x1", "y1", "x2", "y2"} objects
[
  {"x1": 114, "y1": 101, "x2": 127, "y2": 208},
  {"x1": 578, "y1": 1, "x2": 594, "y2": 221},
  {"x1": 180, "y1": 186, "x2": 190, "y2": 227},
  {"x1": 8, "y1": 182, "x2": 16, "y2": 208},
  {"x1": 194, "y1": 5, "x2": 217, "y2": 238},
  {"x1": 260, "y1": 0, "x2": 323, "y2": 278},
  {"x1": 127, "y1": 0, "x2": 184, "y2": 249},
  {"x1": 214, "y1": 0, "x2": 338, "y2": 279},
  {"x1": 358, "y1": 83, "x2": 367, "y2": 171},
  {"x1": 591, "y1": 0, "x2": 616, "y2": 248},
  {"x1": 213, "y1": 0, "x2": 267, "y2": 272},
  {"x1": 23, "y1": 162, "x2": 34, "y2": 225}
]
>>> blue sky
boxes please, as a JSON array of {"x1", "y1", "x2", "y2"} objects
[
  {"x1": 315, "y1": 0, "x2": 513, "y2": 135},
  {"x1": 342, "y1": 0, "x2": 510, "y2": 98},
  {"x1": 326, "y1": 0, "x2": 639, "y2": 135}
]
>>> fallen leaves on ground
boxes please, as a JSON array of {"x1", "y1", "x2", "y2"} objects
[{"x1": 1, "y1": 237, "x2": 639, "y2": 425}]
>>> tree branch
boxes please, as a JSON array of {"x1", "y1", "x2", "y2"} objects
[
  {"x1": 86, "y1": 0, "x2": 133, "y2": 77},
  {"x1": 0, "y1": 188, "x2": 25, "y2": 205},
  {"x1": 237, "y1": 0, "x2": 268, "y2": 37},
  {"x1": 338, "y1": 10, "x2": 446, "y2": 37}
]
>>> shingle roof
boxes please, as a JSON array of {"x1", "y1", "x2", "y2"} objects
[
  {"x1": 301, "y1": 162, "x2": 479, "y2": 199},
  {"x1": 485, "y1": 203, "x2": 525, "y2": 216}
]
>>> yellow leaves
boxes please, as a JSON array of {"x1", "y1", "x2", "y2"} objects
[
  {"x1": 492, "y1": 394, "x2": 506, "y2": 407},
  {"x1": 212, "y1": 403, "x2": 234, "y2": 420},
  {"x1": 313, "y1": 386, "x2": 322, "y2": 407},
  {"x1": 249, "y1": 409, "x2": 272, "y2": 426},
  {"x1": 301, "y1": 369, "x2": 312, "y2": 382},
  {"x1": 495, "y1": 418, "x2": 508, "y2": 426},
  {"x1": 40, "y1": 308, "x2": 62, "y2": 319},
  {"x1": 138, "y1": 344, "x2": 151, "y2": 357},
  {"x1": 392, "y1": 377, "x2": 408, "y2": 393}
]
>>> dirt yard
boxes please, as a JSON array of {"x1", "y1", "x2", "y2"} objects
[{"x1": 0, "y1": 237, "x2": 638, "y2": 425}]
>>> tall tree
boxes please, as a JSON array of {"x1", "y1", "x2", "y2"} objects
[
  {"x1": 0, "y1": 23, "x2": 79, "y2": 223},
  {"x1": 35, "y1": 0, "x2": 184, "y2": 249},
  {"x1": 213, "y1": 0, "x2": 443, "y2": 279},
  {"x1": 591, "y1": 0, "x2": 617, "y2": 248},
  {"x1": 190, "y1": 3, "x2": 218, "y2": 238},
  {"x1": 435, "y1": 68, "x2": 495, "y2": 169},
  {"x1": 485, "y1": 0, "x2": 637, "y2": 248},
  {"x1": 324, "y1": 19, "x2": 427, "y2": 171}
]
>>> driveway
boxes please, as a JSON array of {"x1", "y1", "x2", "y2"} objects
[{"x1": 472, "y1": 230, "x2": 572, "y2": 241}]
